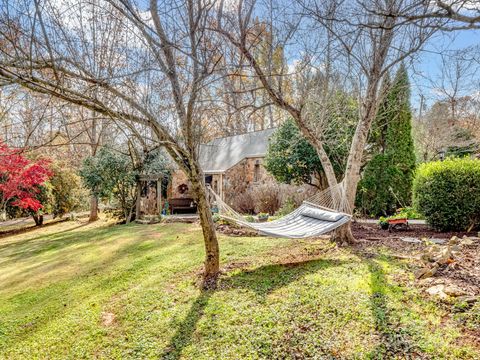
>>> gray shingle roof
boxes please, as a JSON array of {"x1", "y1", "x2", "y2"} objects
[{"x1": 199, "y1": 128, "x2": 276, "y2": 173}]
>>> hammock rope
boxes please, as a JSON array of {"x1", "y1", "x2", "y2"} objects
[{"x1": 207, "y1": 182, "x2": 352, "y2": 238}]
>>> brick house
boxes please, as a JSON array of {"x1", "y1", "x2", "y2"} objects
[{"x1": 167, "y1": 128, "x2": 276, "y2": 213}]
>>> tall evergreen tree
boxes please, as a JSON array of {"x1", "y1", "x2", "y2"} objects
[
  {"x1": 385, "y1": 64, "x2": 416, "y2": 207},
  {"x1": 357, "y1": 65, "x2": 416, "y2": 216},
  {"x1": 368, "y1": 73, "x2": 391, "y2": 155}
]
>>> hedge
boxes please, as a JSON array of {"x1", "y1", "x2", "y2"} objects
[{"x1": 413, "y1": 158, "x2": 480, "y2": 231}]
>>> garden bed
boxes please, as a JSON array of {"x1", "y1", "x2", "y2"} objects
[
  {"x1": 351, "y1": 221, "x2": 476, "y2": 241},
  {"x1": 352, "y1": 222, "x2": 480, "y2": 302}
]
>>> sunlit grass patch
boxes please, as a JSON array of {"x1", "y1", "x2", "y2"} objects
[{"x1": 0, "y1": 220, "x2": 478, "y2": 359}]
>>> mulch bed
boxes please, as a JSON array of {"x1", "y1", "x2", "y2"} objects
[
  {"x1": 352, "y1": 222, "x2": 480, "y2": 351},
  {"x1": 216, "y1": 223, "x2": 258, "y2": 237},
  {"x1": 351, "y1": 221, "x2": 477, "y2": 241},
  {"x1": 218, "y1": 220, "x2": 480, "y2": 297},
  {"x1": 197, "y1": 219, "x2": 480, "y2": 300},
  {"x1": 352, "y1": 222, "x2": 480, "y2": 296}
]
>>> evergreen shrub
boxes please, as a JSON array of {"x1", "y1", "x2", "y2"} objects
[{"x1": 413, "y1": 158, "x2": 480, "y2": 231}]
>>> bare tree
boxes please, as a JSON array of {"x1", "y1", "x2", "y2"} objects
[
  {"x1": 0, "y1": 0, "x2": 225, "y2": 287},
  {"x1": 415, "y1": 101, "x2": 455, "y2": 160},
  {"x1": 205, "y1": 29, "x2": 290, "y2": 137},
  {"x1": 387, "y1": 0, "x2": 480, "y2": 30},
  {"x1": 216, "y1": 0, "x2": 435, "y2": 243},
  {"x1": 413, "y1": 46, "x2": 480, "y2": 160}
]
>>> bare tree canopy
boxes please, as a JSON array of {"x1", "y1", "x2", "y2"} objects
[
  {"x1": 0, "y1": 0, "x2": 227, "y2": 286},
  {"x1": 214, "y1": 0, "x2": 437, "y2": 242},
  {"x1": 0, "y1": 0, "x2": 479, "y2": 283},
  {"x1": 386, "y1": 0, "x2": 480, "y2": 30}
]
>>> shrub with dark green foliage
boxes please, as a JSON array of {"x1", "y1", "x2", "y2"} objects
[
  {"x1": 413, "y1": 158, "x2": 480, "y2": 231},
  {"x1": 356, "y1": 154, "x2": 403, "y2": 216},
  {"x1": 80, "y1": 147, "x2": 171, "y2": 222},
  {"x1": 384, "y1": 66, "x2": 416, "y2": 201},
  {"x1": 265, "y1": 93, "x2": 356, "y2": 188},
  {"x1": 264, "y1": 119, "x2": 323, "y2": 187},
  {"x1": 80, "y1": 148, "x2": 138, "y2": 222}
]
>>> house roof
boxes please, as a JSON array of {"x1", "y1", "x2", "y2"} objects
[{"x1": 199, "y1": 128, "x2": 276, "y2": 173}]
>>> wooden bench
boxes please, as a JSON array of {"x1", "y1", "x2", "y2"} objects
[{"x1": 169, "y1": 198, "x2": 197, "y2": 214}]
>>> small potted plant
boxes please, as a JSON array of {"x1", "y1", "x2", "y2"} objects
[
  {"x1": 257, "y1": 212, "x2": 269, "y2": 222},
  {"x1": 378, "y1": 216, "x2": 389, "y2": 230},
  {"x1": 244, "y1": 215, "x2": 255, "y2": 223},
  {"x1": 162, "y1": 200, "x2": 169, "y2": 215}
]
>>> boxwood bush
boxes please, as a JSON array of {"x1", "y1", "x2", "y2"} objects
[{"x1": 413, "y1": 158, "x2": 480, "y2": 231}]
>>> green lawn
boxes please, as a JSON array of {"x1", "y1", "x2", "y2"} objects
[
  {"x1": 0, "y1": 219, "x2": 478, "y2": 359},
  {"x1": 0, "y1": 216, "x2": 64, "y2": 235}
]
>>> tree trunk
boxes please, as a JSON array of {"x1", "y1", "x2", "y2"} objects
[
  {"x1": 331, "y1": 222, "x2": 355, "y2": 244},
  {"x1": 314, "y1": 144, "x2": 339, "y2": 190},
  {"x1": 89, "y1": 196, "x2": 99, "y2": 222},
  {"x1": 89, "y1": 108, "x2": 100, "y2": 223},
  {"x1": 32, "y1": 214, "x2": 44, "y2": 226},
  {"x1": 188, "y1": 162, "x2": 220, "y2": 289},
  {"x1": 336, "y1": 77, "x2": 385, "y2": 244},
  {"x1": 0, "y1": 202, "x2": 7, "y2": 221}
]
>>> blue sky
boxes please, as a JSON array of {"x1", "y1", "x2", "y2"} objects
[{"x1": 410, "y1": 29, "x2": 480, "y2": 112}]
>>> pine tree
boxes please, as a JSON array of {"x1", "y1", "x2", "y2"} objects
[{"x1": 357, "y1": 65, "x2": 416, "y2": 216}]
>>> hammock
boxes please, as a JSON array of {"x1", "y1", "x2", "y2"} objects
[{"x1": 208, "y1": 182, "x2": 352, "y2": 239}]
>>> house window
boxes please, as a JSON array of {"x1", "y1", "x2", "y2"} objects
[
  {"x1": 254, "y1": 160, "x2": 261, "y2": 182},
  {"x1": 205, "y1": 175, "x2": 212, "y2": 185}
]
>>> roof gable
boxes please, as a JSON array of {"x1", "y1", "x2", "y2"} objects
[{"x1": 199, "y1": 128, "x2": 276, "y2": 172}]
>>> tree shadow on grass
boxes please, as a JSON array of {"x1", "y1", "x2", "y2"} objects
[
  {"x1": 0, "y1": 225, "x2": 179, "y2": 292},
  {"x1": 161, "y1": 290, "x2": 213, "y2": 360},
  {"x1": 0, "y1": 223, "x2": 99, "y2": 255},
  {"x1": 160, "y1": 258, "x2": 349, "y2": 359},
  {"x1": 0, "y1": 223, "x2": 129, "y2": 264},
  {"x1": 0, "y1": 218, "x2": 71, "y2": 239},
  {"x1": 221, "y1": 258, "x2": 349, "y2": 298},
  {"x1": 2, "y1": 234, "x2": 184, "y2": 348},
  {"x1": 363, "y1": 257, "x2": 422, "y2": 359}
]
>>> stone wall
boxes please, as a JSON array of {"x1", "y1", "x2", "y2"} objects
[
  {"x1": 168, "y1": 169, "x2": 194, "y2": 199},
  {"x1": 168, "y1": 157, "x2": 275, "y2": 203},
  {"x1": 223, "y1": 157, "x2": 274, "y2": 203}
]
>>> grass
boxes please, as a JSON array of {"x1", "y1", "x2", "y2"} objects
[
  {"x1": 0, "y1": 216, "x2": 65, "y2": 236},
  {"x1": 0, "y1": 219, "x2": 478, "y2": 359}
]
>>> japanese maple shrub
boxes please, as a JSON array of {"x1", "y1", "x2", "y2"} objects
[{"x1": 0, "y1": 142, "x2": 52, "y2": 222}]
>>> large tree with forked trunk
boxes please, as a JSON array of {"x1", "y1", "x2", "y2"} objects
[
  {"x1": 0, "y1": 0, "x2": 226, "y2": 287},
  {"x1": 215, "y1": 0, "x2": 437, "y2": 243}
]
